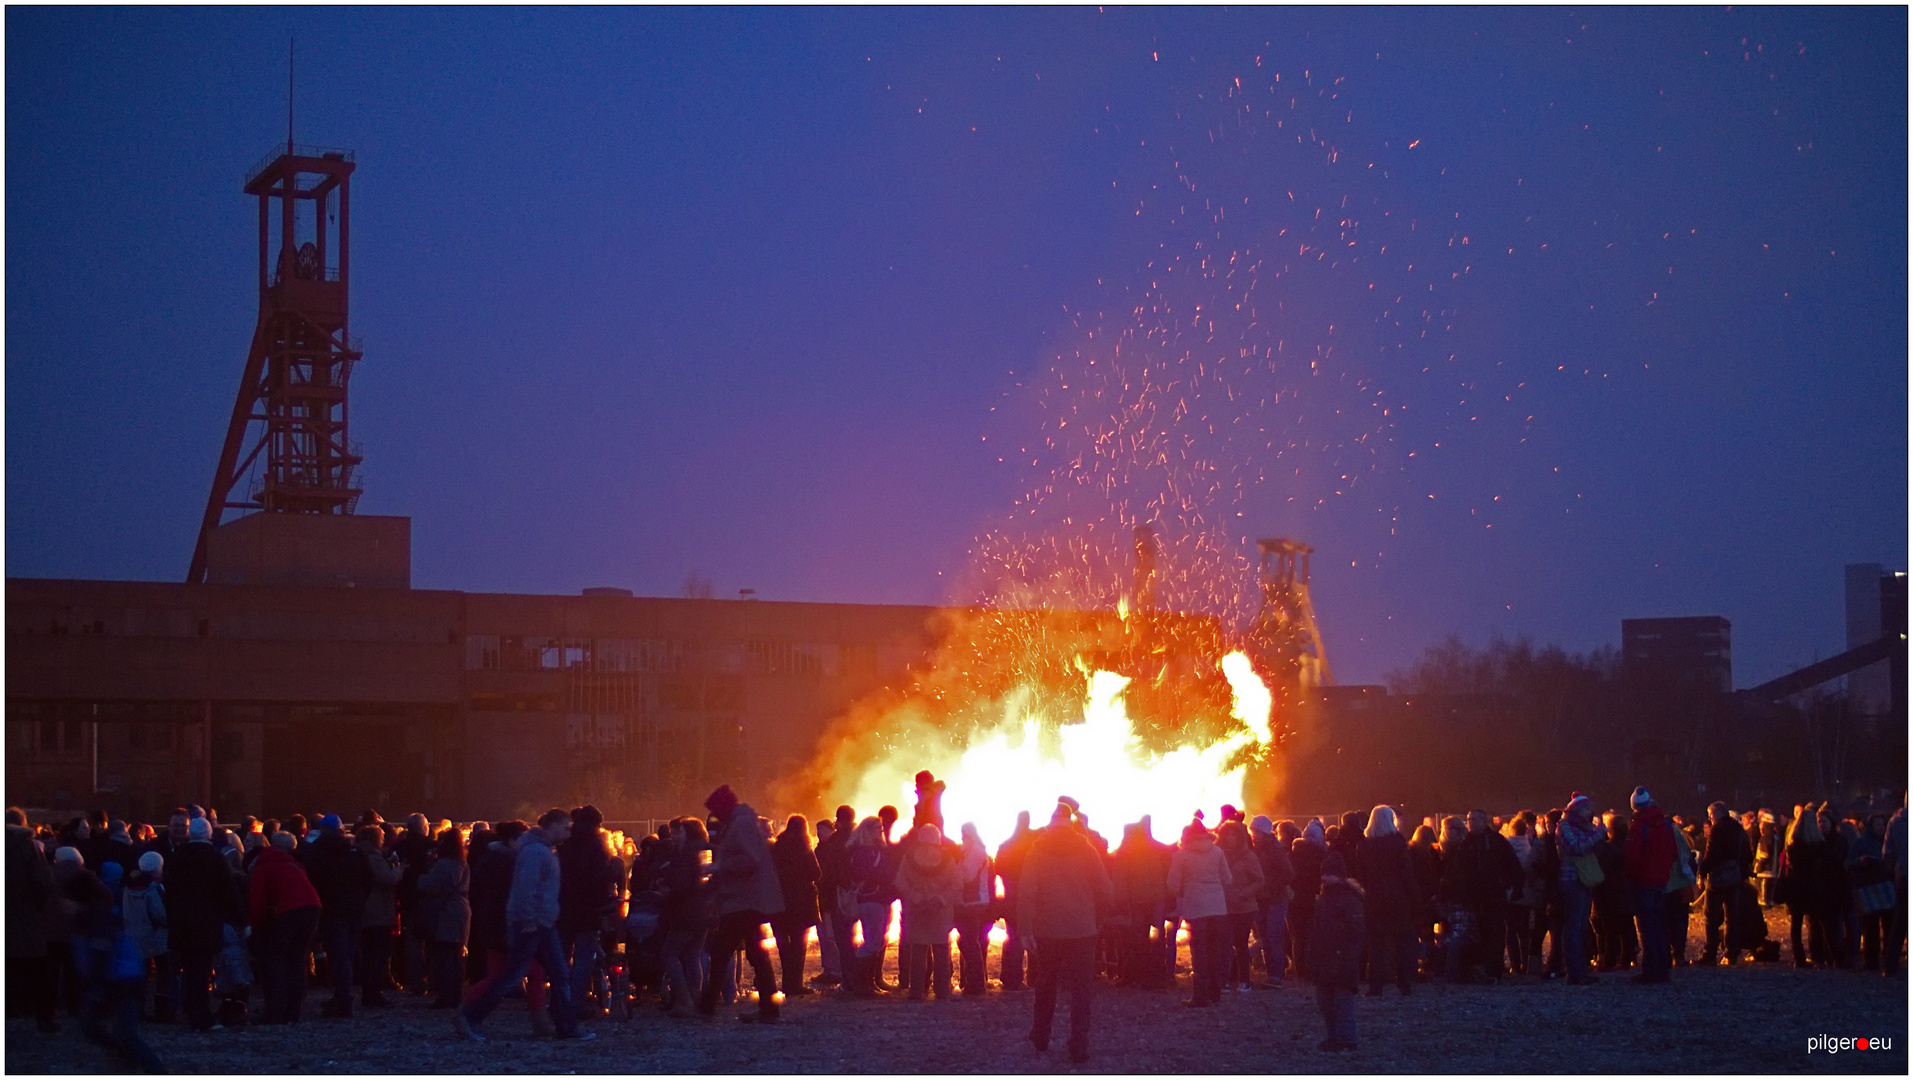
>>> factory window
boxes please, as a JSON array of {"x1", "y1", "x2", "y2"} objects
[{"x1": 565, "y1": 714, "x2": 627, "y2": 751}]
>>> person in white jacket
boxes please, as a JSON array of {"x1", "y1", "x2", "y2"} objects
[{"x1": 1166, "y1": 821, "x2": 1233, "y2": 1007}]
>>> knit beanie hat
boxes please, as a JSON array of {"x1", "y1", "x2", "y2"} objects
[
  {"x1": 100, "y1": 862, "x2": 124, "y2": 887},
  {"x1": 1630, "y1": 786, "x2": 1654, "y2": 811},
  {"x1": 1250, "y1": 815, "x2": 1274, "y2": 836},
  {"x1": 54, "y1": 845, "x2": 82, "y2": 865},
  {"x1": 1565, "y1": 794, "x2": 1593, "y2": 819},
  {"x1": 1303, "y1": 819, "x2": 1325, "y2": 845},
  {"x1": 317, "y1": 813, "x2": 342, "y2": 831},
  {"x1": 1322, "y1": 852, "x2": 1349, "y2": 879},
  {"x1": 188, "y1": 817, "x2": 213, "y2": 842},
  {"x1": 138, "y1": 851, "x2": 163, "y2": 874},
  {"x1": 704, "y1": 785, "x2": 739, "y2": 821},
  {"x1": 916, "y1": 824, "x2": 943, "y2": 846}
]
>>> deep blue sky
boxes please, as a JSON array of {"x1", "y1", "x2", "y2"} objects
[{"x1": 7, "y1": 7, "x2": 1906, "y2": 687}]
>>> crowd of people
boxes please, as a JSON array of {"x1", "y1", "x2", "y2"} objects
[{"x1": 6, "y1": 773, "x2": 1906, "y2": 1070}]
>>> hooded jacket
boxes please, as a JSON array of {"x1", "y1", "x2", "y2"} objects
[
  {"x1": 711, "y1": 804, "x2": 785, "y2": 918},
  {"x1": 1166, "y1": 831, "x2": 1234, "y2": 921}
]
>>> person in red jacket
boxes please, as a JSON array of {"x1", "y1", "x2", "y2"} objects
[
  {"x1": 249, "y1": 833, "x2": 323, "y2": 1023},
  {"x1": 1622, "y1": 787, "x2": 1677, "y2": 985}
]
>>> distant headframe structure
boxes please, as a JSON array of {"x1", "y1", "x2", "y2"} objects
[{"x1": 186, "y1": 140, "x2": 362, "y2": 583}]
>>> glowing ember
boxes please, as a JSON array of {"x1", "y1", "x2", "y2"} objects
[{"x1": 848, "y1": 650, "x2": 1274, "y2": 849}]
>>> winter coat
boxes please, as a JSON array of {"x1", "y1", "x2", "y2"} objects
[
  {"x1": 1306, "y1": 878, "x2": 1366, "y2": 988},
  {"x1": 996, "y1": 825, "x2": 1036, "y2": 900},
  {"x1": 1699, "y1": 817, "x2": 1750, "y2": 885},
  {"x1": 1166, "y1": 834, "x2": 1234, "y2": 921},
  {"x1": 815, "y1": 830, "x2": 852, "y2": 896},
  {"x1": 1823, "y1": 831, "x2": 1854, "y2": 913},
  {"x1": 505, "y1": 828, "x2": 563, "y2": 931},
  {"x1": 417, "y1": 858, "x2": 472, "y2": 945},
  {"x1": 894, "y1": 842, "x2": 962, "y2": 945},
  {"x1": 711, "y1": 804, "x2": 784, "y2": 918},
  {"x1": 557, "y1": 829, "x2": 621, "y2": 934},
  {"x1": 165, "y1": 840, "x2": 245, "y2": 954},
  {"x1": 770, "y1": 831, "x2": 821, "y2": 929},
  {"x1": 468, "y1": 842, "x2": 516, "y2": 952},
  {"x1": 360, "y1": 844, "x2": 402, "y2": 929},
  {"x1": 304, "y1": 831, "x2": 369, "y2": 920},
  {"x1": 1352, "y1": 832, "x2": 1417, "y2": 935},
  {"x1": 1251, "y1": 831, "x2": 1295, "y2": 906},
  {"x1": 1289, "y1": 838, "x2": 1326, "y2": 916},
  {"x1": 1113, "y1": 833, "x2": 1169, "y2": 910},
  {"x1": 1623, "y1": 807, "x2": 1678, "y2": 890},
  {"x1": 659, "y1": 844, "x2": 715, "y2": 932},
  {"x1": 6, "y1": 826, "x2": 52, "y2": 958},
  {"x1": 1783, "y1": 839, "x2": 1835, "y2": 916},
  {"x1": 394, "y1": 831, "x2": 435, "y2": 928},
  {"x1": 122, "y1": 881, "x2": 169, "y2": 960},
  {"x1": 850, "y1": 843, "x2": 900, "y2": 906},
  {"x1": 1219, "y1": 837, "x2": 1266, "y2": 916},
  {"x1": 248, "y1": 846, "x2": 321, "y2": 932},
  {"x1": 1017, "y1": 824, "x2": 1112, "y2": 941},
  {"x1": 1407, "y1": 840, "x2": 1442, "y2": 919}
]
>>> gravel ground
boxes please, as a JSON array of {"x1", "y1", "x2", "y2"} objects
[{"x1": 10, "y1": 917, "x2": 1905, "y2": 1075}]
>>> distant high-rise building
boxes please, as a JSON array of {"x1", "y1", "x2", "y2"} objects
[
  {"x1": 1622, "y1": 616, "x2": 1732, "y2": 695},
  {"x1": 1846, "y1": 563, "x2": 1904, "y2": 717}
]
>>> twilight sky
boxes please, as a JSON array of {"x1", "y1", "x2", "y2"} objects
[{"x1": 7, "y1": 7, "x2": 1906, "y2": 687}]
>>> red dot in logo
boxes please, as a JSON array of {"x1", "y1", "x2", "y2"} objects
[{"x1": 1858, "y1": 1039, "x2": 1869, "y2": 1050}]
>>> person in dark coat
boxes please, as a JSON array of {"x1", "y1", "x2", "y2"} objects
[
  {"x1": 248, "y1": 832, "x2": 322, "y2": 1024},
  {"x1": 770, "y1": 815, "x2": 821, "y2": 998},
  {"x1": 6, "y1": 808, "x2": 59, "y2": 1033},
  {"x1": 1406, "y1": 823, "x2": 1442, "y2": 979},
  {"x1": 1308, "y1": 852, "x2": 1365, "y2": 1052},
  {"x1": 812, "y1": 805, "x2": 856, "y2": 988},
  {"x1": 1019, "y1": 802, "x2": 1113, "y2": 1065},
  {"x1": 995, "y1": 811, "x2": 1037, "y2": 992},
  {"x1": 165, "y1": 817, "x2": 245, "y2": 1032},
  {"x1": 1783, "y1": 809, "x2": 1837, "y2": 967},
  {"x1": 1698, "y1": 801, "x2": 1751, "y2": 964},
  {"x1": 303, "y1": 814, "x2": 369, "y2": 1018},
  {"x1": 556, "y1": 805, "x2": 619, "y2": 1019},
  {"x1": 912, "y1": 771, "x2": 947, "y2": 833},
  {"x1": 417, "y1": 828, "x2": 472, "y2": 1009},
  {"x1": 1592, "y1": 814, "x2": 1637, "y2": 972},
  {"x1": 391, "y1": 814, "x2": 436, "y2": 994},
  {"x1": 1353, "y1": 806, "x2": 1417, "y2": 996},
  {"x1": 1463, "y1": 809, "x2": 1521, "y2": 978},
  {"x1": 1288, "y1": 821, "x2": 1328, "y2": 980},
  {"x1": 1249, "y1": 817, "x2": 1295, "y2": 987}
]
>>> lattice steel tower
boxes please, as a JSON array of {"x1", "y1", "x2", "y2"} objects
[
  {"x1": 187, "y1": 140, "x2": 362, "y2": 583},
  {"x1": 1249, "y1": 537, "x2": 1333, "y2": 695}
]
